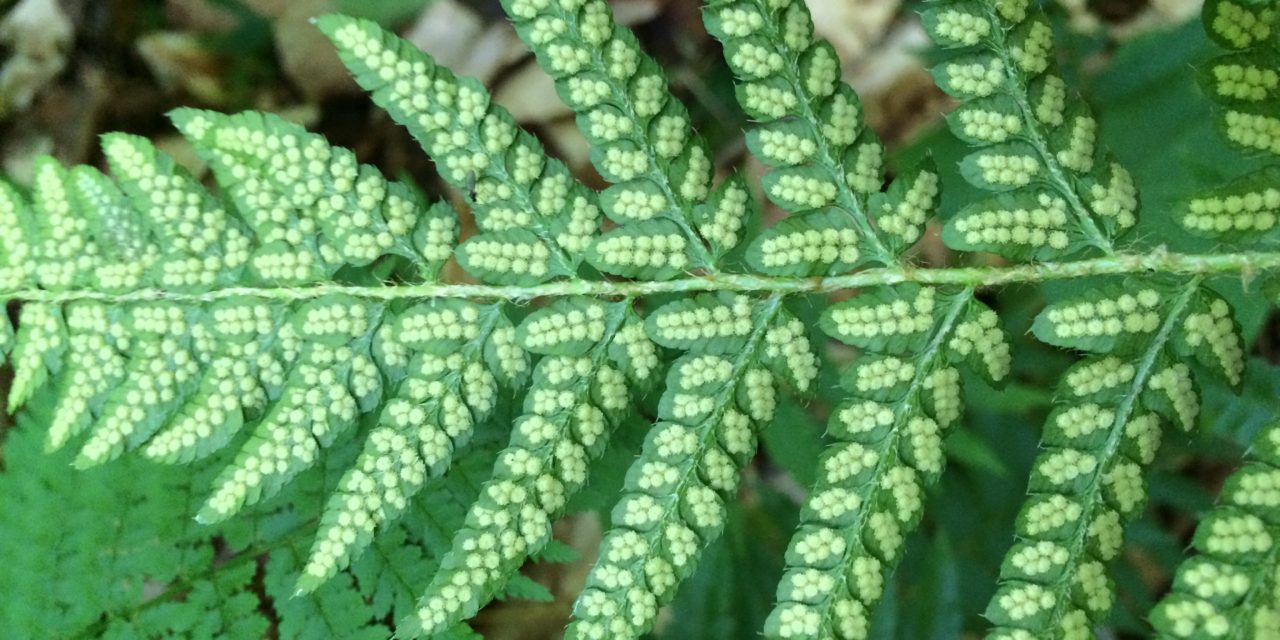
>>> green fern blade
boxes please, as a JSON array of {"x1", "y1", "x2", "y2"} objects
[
  {"x1": 923, "y1": 0, "x2": 1134, "y2": 256},
  {"x1": 501, "y1": 0, "x2": 722, "y2": 268},
  {"x1": 983, "y1": 279, "x2": 1243, "y2": 637},
  {"x1": 566, "y1": 296, "x2": 795, "y2": 639},
  {"x1": 705, "y1": 0, "x2": 897, "y2": 265},
  {"x1": 405, "y1": 302, "x2": 632, "y2": 637},
  {"x1": 298, "y1": 304, "x2": 507, "y2": 594},
  {"x1": 316, "y1": 14, "x2": 599, "y2": 275},
  {"x1": 1150, "y1": 422, "x2": 1280, "y2": 639},
  {"x1": 8, "y1": 303, "x2": 64, "y2": 413},
  {"x1": 764, "y1": 287, "x2": 1008, "y2": 639}
]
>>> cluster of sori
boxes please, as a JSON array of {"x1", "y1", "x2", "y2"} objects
[{"x1": 749, "y1": 284, "x2": 1007, "y2": 639}]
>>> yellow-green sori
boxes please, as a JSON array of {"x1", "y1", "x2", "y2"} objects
[{"x1": 0, "y1": 0, "x2": 1279, "y2": 637}]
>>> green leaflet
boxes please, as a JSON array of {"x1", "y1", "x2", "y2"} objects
[
  {"x1": 648, "y1": 292, "x2": 757, "y2": 353},
  {"x1": 566, "y1": 296, "x2": 786, "y2": 638},
  {"x1": 518, "y1": 297, "x2": 611, "y2": 356},
  {"x1": 1202, "y1": 0, "x2": 1278, "y2": 51},
  {"x1": 316, "y1": 14, "x2": 602, "y2": 275},
  {"x1": 705, "y1": 0, "x2": 895, "y2": 264},
  {"x1": 407, "y1": 303, "x2": 631, "y2": 636},
  {"x1": 1150, "y1": 422, "x2": 1280, "y2": 639},
  {"x1": 764, "y1": 287, "x2": 1007, "y2": 639}
]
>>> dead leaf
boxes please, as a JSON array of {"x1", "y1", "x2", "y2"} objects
[
  {"x1": 806, "y1": 0, "x2": 899, "y2": 63},
  {"x1": 405, "y1": 0, "x2": 526, "y2": 84},
  {"x1": 274, "y1": 0, "x2": 359, "y2": 100},
  {"x1": 0, "y1": 0, "x2": 73, "y2": 119},
  {"x1": 135, "y1": 31, "x2": 229, "y2": 105}
]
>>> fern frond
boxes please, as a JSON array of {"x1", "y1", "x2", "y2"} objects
[
  {"x1": 3, "y1": 2, "x2": 1280, "y2": 638},
  {"x1": 705, "y1": 0, "x2": 918, "y2": 265}
]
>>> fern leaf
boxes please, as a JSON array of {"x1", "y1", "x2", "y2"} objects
[
  {"x1": 566, "y1": 295, "x2": 798, "y2": 638},
  {"x1": 406, "y1": 302, "x2": 633, "y2": 635},
  {"x1": 316, "y1": 14, "x2": 596, "y2": 278},
  {"x1": 1150, "y1": 420, "x2": 1280, "y2": 639},
  {"x1": 500, "y1": 0, "x2": 735, "y2": 269},
  {"x1": 705, "y1": 0, "x2": 907, "y2": 264},
  {"x1": 924, "y1": 0, "x2": 1135, "y2": 256}
]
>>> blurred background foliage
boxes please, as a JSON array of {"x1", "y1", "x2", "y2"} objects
[{"x1": 1, "y1": 0, "x2": 1277, "y2": 638}]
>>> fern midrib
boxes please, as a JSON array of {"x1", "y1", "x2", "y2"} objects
[
  {"x1": 1, "y1": 250, "x2": 1276, "y2": 304},
  {"x1": 980, "y1": 5, "x2": 1115, "y2": 255},
  {"x1": 809, "y1": 287, "x2": 973, "y2": 636},
  {"x1": 1008, "y1": 277, "x2": 1201, "y2": 636}
]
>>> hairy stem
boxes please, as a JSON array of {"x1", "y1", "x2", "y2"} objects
[{"x1": 0, "y1": 250, "x2": 1275, "y2": 305}]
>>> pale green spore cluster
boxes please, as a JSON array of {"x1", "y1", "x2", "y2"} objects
[
  {"x1": 1055, "y1": 115, "x2": 1097, "y2": 173},
  {"x1": 1209, "y1": 0, "x2": 1275, "y2": 48},
  {"x1": 1147, "y1": 364, "x2": 1199, "y2": 431},
  {"x1": 1182, "y1": 297, "x2": 1245, "y2": 387},
  {"x1": 461, "y1": 236, "x2": 552, "y2": 279},
  {"x1": 1043, "y1": 289, "x2": 1162, "y2": 342},
  {"x1": 1008, "y1": 19, "x2": 1052, "y2": 75},
  {"x1": 1224, "y1": 110, "x2": 1280, "y2": 155},
  {"x1": 973, "y1": 151, "x2": 1041, "y2": 188},
  {"x1": 940, "y1": 57, "x2": 1007, "y2": 98},
  {"x1": 648, "y1": 294, "x2": 755, "y2": 348},
  {"x1": 1152, "y1": 420, "x2": 1280, "y2": 639},
  {"x1": 825, "y1": 285, "x2": 937, "y2": 346},
  {"x1": 877, "y1": 170, "x2": 940, "y2": 245},
  {"x1": 522, "y1": 302, "x2": 607, "y2": 352},
  {"x1": 1064, "y1": 357, "x2": 1134, "y2": 397},
  {"x1": 951, "y1": 192, "x2": 1071, "y2": 255},
  {"x1": 1213, "y1": 62, "x2": 1278, "y2": 102},
  {"x1": 1184, "y1": 180, "x2": 1280, "y2": 234},
  {"x1": 957, "y1": 107, "x2": 1023, "y2": 143},
  {"x1": 949, "y1": 307, "x2": 1012, "y2": 382},
  {"x1": 1087, "y1": 163, "x2": 1139, "y2": 230},
  {"x1": 930, "y1": 8, "x2": 992, "y2": 47},
  {"x1": 764, "y1": 315, "x2": 819, "y2": 392},
  {"x1": 758, "y1": 223, "x2": 860, "y2": 271}
]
